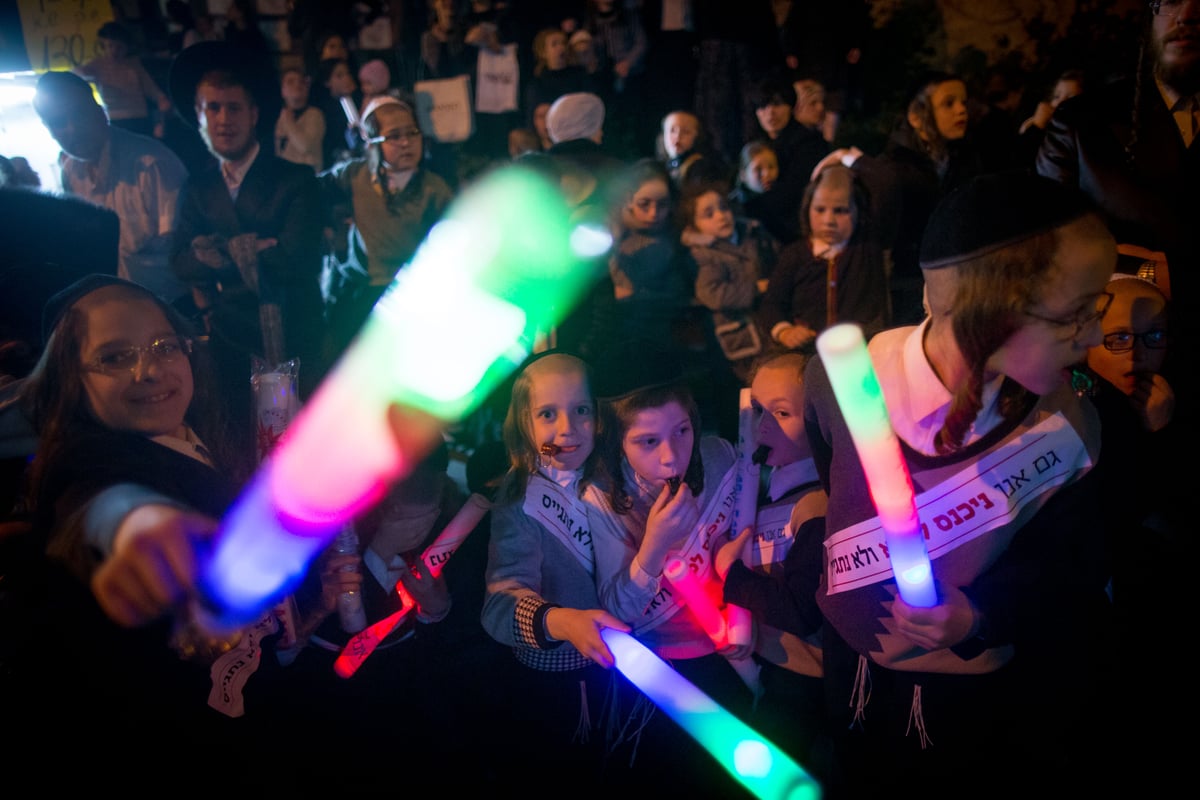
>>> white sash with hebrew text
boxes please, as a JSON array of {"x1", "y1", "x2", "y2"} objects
[{"x1": 524, "y1": 474, "x2": 595, "y2": 576}]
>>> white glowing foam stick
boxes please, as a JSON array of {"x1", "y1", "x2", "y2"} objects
[{"x1": 726, "y1": 386, "x2": 759, "y2": 647}]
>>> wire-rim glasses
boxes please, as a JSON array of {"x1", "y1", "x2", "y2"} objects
[
  {"x1": 1024, "y1": 291, "x2": 1114, "y2": 342},
  {"x1": 83, "y1": 336, "x2": 194, "y2": 375}
]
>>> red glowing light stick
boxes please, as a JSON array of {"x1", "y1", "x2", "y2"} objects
[
  {"x1": 664, "y1": 555, "x2": 729, "y2": 647},
  {"x1": 333, "y1": 589, "x2": 416, "y2": 678},
  {"x1": 333, "y1": 493, "x2": 493, "y2": 677},
  {"x1": 664, "y1": 555, "x2": 762, "y2": 695}
]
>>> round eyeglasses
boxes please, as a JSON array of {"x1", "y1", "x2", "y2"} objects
[
  {"x1": 1024, "y1": 291, "x2": 1114, "y2": 342},
  {"x1": 84, "y1": 336, "x2": 194, "y2": 375},
  {"x1": 1101, "y1": 329, "x2": 1169, "y2": 352}
]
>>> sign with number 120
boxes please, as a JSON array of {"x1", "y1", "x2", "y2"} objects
[{"x1": 17, "y1": 0, "x2": 113, "y2": 72}]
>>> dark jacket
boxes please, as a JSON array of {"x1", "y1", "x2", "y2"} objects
[{"x1": 170, "y1": 151, "x2": 328, "y2": 393}]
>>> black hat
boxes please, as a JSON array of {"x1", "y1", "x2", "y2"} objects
[
  {"x1": 918, "y1": 171, "x2": 1093, "y2": 270},
  {"x1": 41, "y1": 274, "x2": 151, "y2": 345},
  {"x1": 591, "y1": 339, "x2": 687, "y2": 402},
  {"x1": 168, "y1": 40, "x2": 280, "y2": 133}
]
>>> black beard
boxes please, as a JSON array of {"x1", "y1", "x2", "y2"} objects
[{"x1": 1154, "y1": 40, "x2": 1200, "y2": 95}]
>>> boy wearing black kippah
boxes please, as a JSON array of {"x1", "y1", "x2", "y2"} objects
[{"x1": 800, "y1": 171, "x2": 1121, "y2": 798}]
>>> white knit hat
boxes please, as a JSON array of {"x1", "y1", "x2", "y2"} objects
[{"x1": 546, "y1": 92, "x2": 605, "y2": 144}]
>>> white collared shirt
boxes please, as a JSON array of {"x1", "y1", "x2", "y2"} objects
[
  {"x1": 869, "y1": 319, "x2": 1006, "y2": 456},
  {"x1": 220, "y1": 141, "x2": 260, "y2": 200}
]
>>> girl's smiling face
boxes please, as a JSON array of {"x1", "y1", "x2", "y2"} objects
[
  {"x1": 78, "y1": 289, "x2": 193, "y2": 437},
  {"x1": 621, "y1": 400, "x2": 694, "y2": 489}
]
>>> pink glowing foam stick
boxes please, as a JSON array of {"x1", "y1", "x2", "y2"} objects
[
  {"x1": 665, "y1": 555, "x2": 763, "y2": 696},
  {"x1": 815, "y1": 324, "x2": 937, "y2": 607},
  {"x1": 665, "y1": 555, "x2": 729, "y2": 647}
]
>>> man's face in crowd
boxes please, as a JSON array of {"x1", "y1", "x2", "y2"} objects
[
  {"x1": 196, "y1": 81, "x2": 259, "y2": 162},
  {"x1": 34, "y1": 85, "x2": 109, "y2": 162},
  {"x1": 1153, "y1": 0, "x2": 1200, "y2": 94}
]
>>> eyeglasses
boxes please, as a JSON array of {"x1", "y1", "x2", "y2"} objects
[
  {"x1": 1101, "y1": 328, "x2": 1169, "y2": 352},
  {"x1": 1024, "y1": 291, "x2": 1114, "y2": 342},
  {"x1": 368, "y1": 128, "x2": 422, "y2": 145},
  {"x1": 1149, "y1": 0, "x2": 1184, "y2": 16},
  {"x1": 84, "y1": 336, "x2": 194, "y2": 374}
]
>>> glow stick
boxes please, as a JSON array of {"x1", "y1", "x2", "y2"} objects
[
  {"x1": 333, "y1": 589, "x2": 416, "y2": 679},
  {"x1": 664, "y1": 555, "x2": 728, "y2": 647},
  {"x1": 333, "y1": 492, "x2": 493, "y2": 677},
  {"x1": 601, "y1": 628, "x2": 820, "y2": 800},
  {"x1": 726, "y1": 387, "x2": 759, "y2": 647},
  {"x1": 664, "y1": 556, "x2": 762, "y2": 696},
  {"x1": 419, "y1": 492, "x2": 492, "y2": 576},
  {"x1": 195, "y1": 167, "x2": 610, "y2": 631},
  {"x1": 815, "y1": 324, "x2": 937, "y2": 607}
]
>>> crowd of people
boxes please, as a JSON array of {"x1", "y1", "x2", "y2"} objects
[{"x1": 0, "y1": 0, "x2": 1194, "y2": 796}]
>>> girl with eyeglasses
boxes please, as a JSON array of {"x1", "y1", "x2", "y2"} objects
[
  {"x1": 1085, "y1": 273, "x2": 1173, "y2": 432},
  {"x1": 9, "y1": 275, "x2": 344, "y2": 772},
  {"x1": 316, "y1": 96, "x2": 454, "y2": 360}
]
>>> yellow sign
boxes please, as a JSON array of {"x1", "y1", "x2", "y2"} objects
[{"x1": 17, "y1": 0, "x2": 114, "y2": 72}]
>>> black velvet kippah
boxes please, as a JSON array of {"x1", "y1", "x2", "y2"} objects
[
  {"x1": 918, "y1": 171, "x2": 1093, "y2": 270},
  {"x1": 42, "y1": 274, "x2": 149, "y2": 344}
]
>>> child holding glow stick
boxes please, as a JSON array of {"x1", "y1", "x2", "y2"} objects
[
  {"x1": 584, "y1": 345, "x2": 756, "y2": 794},
  {"x1": 481, "y1": 351, "x2": 631, "y2": 784},
  {"x1": 270, "y1": 440, "x2": 505, "y2": 784},
  {"x1": 714, "y1": 348, "x2": 833, "y2": 782},
  {"x1": 800, "y1": 172, "x2": 1121, "y2": 797},
  {"x1": 8, "y1": 275, "x2": 339, "y2": 774}
]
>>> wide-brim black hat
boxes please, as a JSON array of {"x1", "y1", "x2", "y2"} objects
[{"x1": 168, "y1": 40, "x2": 280, "y2": 135}]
